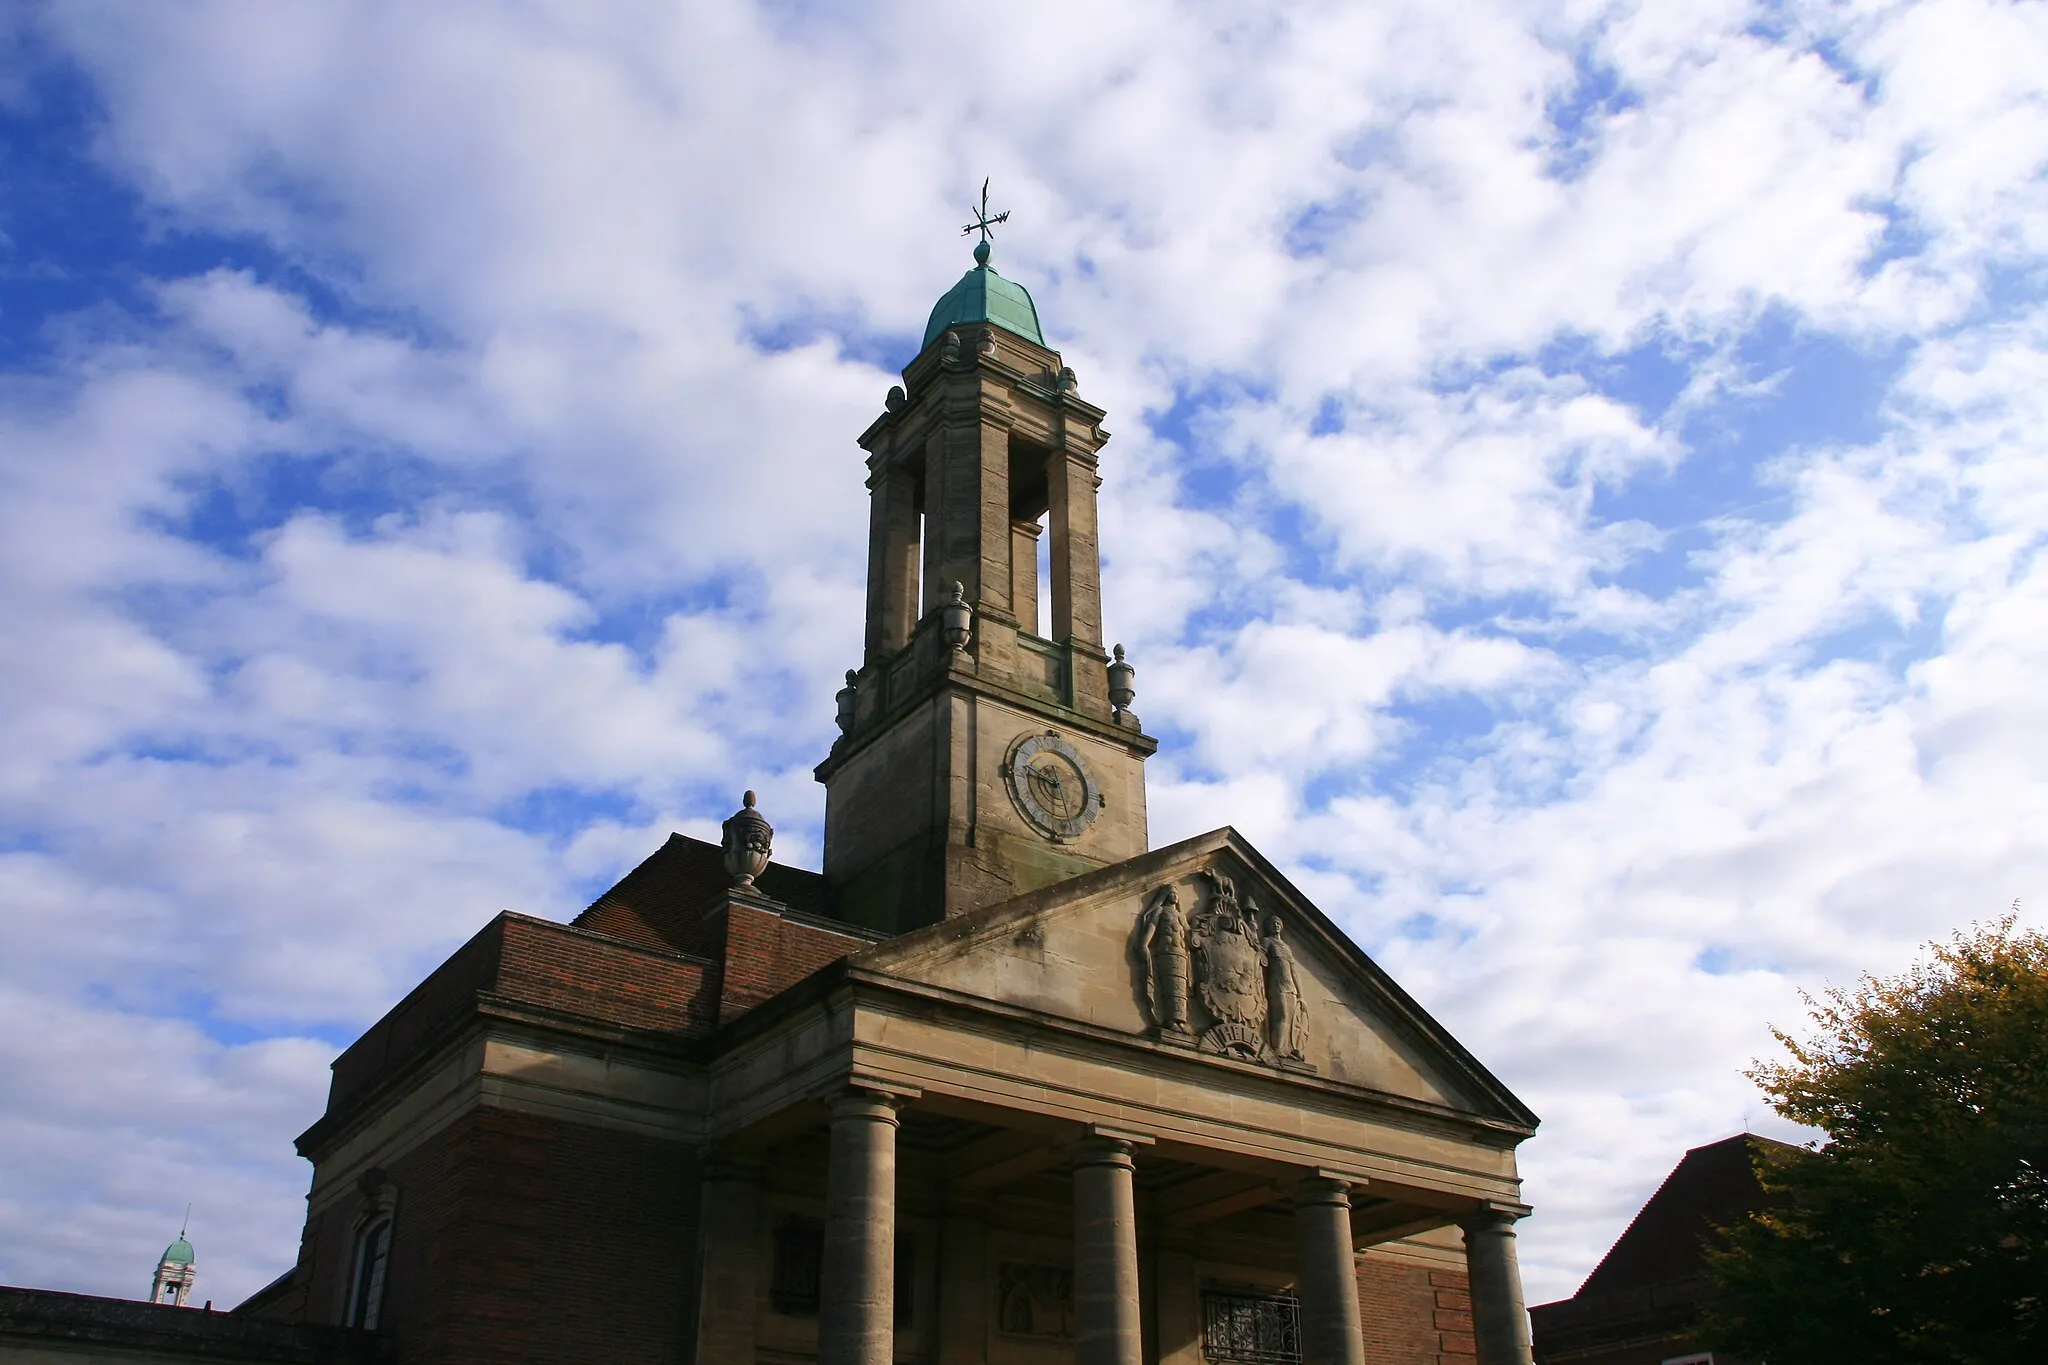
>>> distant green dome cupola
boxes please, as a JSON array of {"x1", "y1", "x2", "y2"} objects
[
  {"x1": 161, "y1": 1237, "x2": 195, "y2": 1266},
  {"x1": 922, "y1": 239, "x2": 1045, "y2": 351}
]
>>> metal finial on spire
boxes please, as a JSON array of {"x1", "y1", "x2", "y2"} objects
[{"x1": 961, "y1": 177, "x2": 1010, "y2": 263}]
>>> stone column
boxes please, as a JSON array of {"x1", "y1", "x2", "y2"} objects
[
  {"x1": 1073, "y1": 1135, "x2": 1144, "y2": 1365},
  {"x1": 925, "y1": 413, "x2": 1011, "y2": 627},
  {"x1": 936, "y1": 1194, "x2": 989, "y2": 1365},
  {"x1": 975, "y1": 417, "x2": 1016, "y2": 627},
  {"x1": 819, "y1": 1091, "x2": 903, "y2": 1365},
  {"x1": 693, "y1": 1156, "x2": 763, "y2": 1365},
  {"x1": 1293, "y1": 1174, "x2": 1367, "y2": 1365},
  {"x1": 1462, "y1": 1204, "x2": 1533, "y2": 1365}
]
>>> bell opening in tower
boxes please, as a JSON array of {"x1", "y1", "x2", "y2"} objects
[{"x1": 1007, "y1": 431, "x2": 1053, "y2": 641}]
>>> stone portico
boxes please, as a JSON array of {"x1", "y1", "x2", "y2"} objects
[{"x1": 684, "y1": 829, "x2": 1536, "y2": 1365}]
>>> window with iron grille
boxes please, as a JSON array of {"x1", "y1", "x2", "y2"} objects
[
  {"x1": 1202, "y1": 1291, "x2": 1301, "y2": 1365},
  {"x1": 770, "y1": 1218, "x2": 824, "y2": 1316}
]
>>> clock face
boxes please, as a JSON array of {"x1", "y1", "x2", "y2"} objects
[{"x1": 1004, "y1": 732, "x2": 1102, "y2": 842}]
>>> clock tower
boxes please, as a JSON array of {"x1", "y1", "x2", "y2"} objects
[{"x1": 815, "y1": 227, "x2": 1157, "y2": 931}]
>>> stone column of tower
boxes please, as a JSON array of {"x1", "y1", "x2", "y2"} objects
[
  {"x1": 149, "y1": 1224, "x2": 197, "y2": 1307},
  {"x1": 817, "y1": 235, "x2": 1157, "y2": 932}
]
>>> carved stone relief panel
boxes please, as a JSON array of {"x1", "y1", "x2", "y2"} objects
[
  {"x1": 995, "y1": 1262, "x2": 1074, "y2": 1340},
  {"x1": 1130, "y1": 865, "x2": 1314, "y2": 1071}
]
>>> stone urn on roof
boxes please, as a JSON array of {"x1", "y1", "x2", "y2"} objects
[{"x1": 721, "y1": 790, "x2": 773, "y2": 887}]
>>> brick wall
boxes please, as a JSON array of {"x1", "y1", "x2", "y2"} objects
[
  {"x1": 324, "y1": 916, "x2": 717, "y2": 1123},
  {"x1": 305, "y1": 1109, "x2": 700, "y2": 1365},
  {"x1": 1360, "y1": 1259, "x2": 1475, "y2": 1365},
  {"x1": 715, "y1": 902, "x2": 870, "y2": 1025}
]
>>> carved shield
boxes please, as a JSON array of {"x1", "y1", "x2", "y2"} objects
[{"x1": 1194, "y1": 916, "x2": 1266, "y2": 1033}]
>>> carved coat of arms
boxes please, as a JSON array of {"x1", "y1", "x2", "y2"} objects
[
  {"x1": 1189, "y1": 869, "x2": 1268, "y2": 1059},
  {"x1": 1133, "y1": 866, "x2": 1315, "y2": 1068}
]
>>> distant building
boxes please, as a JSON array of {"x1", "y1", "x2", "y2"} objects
[
  {"x1": 1528, "y1": 1134, "x2": 1793, "y2": 1365},
  {"x1": 150, "y1": 1227, "x2": 198, "y2": 1308}
]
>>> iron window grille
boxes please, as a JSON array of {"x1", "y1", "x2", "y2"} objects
[
  {"x1": 1196, "y1": 1293, "x2": 1294, "y2": 1365},
  {"x1": 1202, "y1": 1291, "x2": 1301, "y2": 1365},
  {"x1": 770, "y1": 1218, "x2": 824, "y2": 1316}
]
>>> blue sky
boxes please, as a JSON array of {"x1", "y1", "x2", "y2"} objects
[{"x1": 3, "y1": 0, "x2": 2048, "y2": 1309}]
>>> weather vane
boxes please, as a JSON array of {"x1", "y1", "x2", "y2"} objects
[{"x1": 961, "y1": 178, "x2": 1010, "y2": 247}]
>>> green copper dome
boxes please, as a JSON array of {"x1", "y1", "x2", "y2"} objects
[
  {"x1": 161, "y1": 1237, "x2": 194, "y2": 1266},
  {"x1": 922, "y1": 240, "x2": 1045, "y2": 350}
]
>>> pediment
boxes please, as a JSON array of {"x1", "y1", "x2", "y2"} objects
[{"x1": 851, "y1": 828, "x2": 1535, "y2": 1129}]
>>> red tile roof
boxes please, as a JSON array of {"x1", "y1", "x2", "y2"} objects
[{"x1": 573, "y1": 833, "x2": 836, "y2": 955}]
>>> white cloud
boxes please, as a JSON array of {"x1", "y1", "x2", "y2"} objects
[{"x1": 3, "y1": 0, "x2": 2046, "y2": 1313}]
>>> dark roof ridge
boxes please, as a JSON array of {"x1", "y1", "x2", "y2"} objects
[{"x1": 1563, "y1": 1131, "x2": 1795, "y2": 1302}]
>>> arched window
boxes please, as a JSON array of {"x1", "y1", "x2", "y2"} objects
[{"x1": 346, "y1": 1218, "x2": 392, "y2": 1330}]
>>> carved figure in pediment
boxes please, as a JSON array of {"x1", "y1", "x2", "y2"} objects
[
  {"x1": 1134, "y1": 885, "x2": 1192, "y2": 1038},
  {"x1": 1191, "y1": 868, "x2": 1267, "y2": 1059},
  {"x1": 1260, "y1": 912, "x2": 1309, "y2": 1064}
]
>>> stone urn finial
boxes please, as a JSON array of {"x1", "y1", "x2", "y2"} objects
[
  {"x1": 1108, "y1": 643, "x2": 1136, "y2": 714},
  {"x1": 834, "y1": 670, "x2": 859, "y2": 735},
  {"x1": 940, "y1": 582, "x2": 973, "y2": 651},
  {"x1": 721, "y1": 790, "x2": 773, "y2": 887}
]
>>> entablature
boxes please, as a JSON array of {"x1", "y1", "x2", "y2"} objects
[{"x1": 694, "y1": 966, "x2": 1528, "y2": 1219}]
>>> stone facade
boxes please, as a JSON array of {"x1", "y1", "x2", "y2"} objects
[{"x1": 36, "y1": 241, "x2": 1541, "y2": 1365}]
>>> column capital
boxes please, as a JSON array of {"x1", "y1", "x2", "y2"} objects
[
  {"x1": 1074, "y1": 1124, "x2": 1154, "y2": 1169},
  {"x1": 1073, "y1": 1137, "x2": 1136, "y2": 1170},
  {"x1": 1461, "y1": 1200, "x2": 1532, "y2": 1234},
  {"x1": 828, "y1": 1082, "x2": 917, "y2": 1125},
  {"x1": 1294, "y1": 1171, "x2": 1365, "y2": 1209}
]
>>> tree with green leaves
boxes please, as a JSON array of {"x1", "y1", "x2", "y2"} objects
[{"x1": 1700, "y1": 917, "x2": 2048, "y2": 1362}]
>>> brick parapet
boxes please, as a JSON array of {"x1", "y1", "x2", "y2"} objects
[
  {"x1": 712, "y1": 896, "x2": 874, "y2": 1026},
  {"x1": 317, "y1": 914, "x2": 717, "y2": 1139}
]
